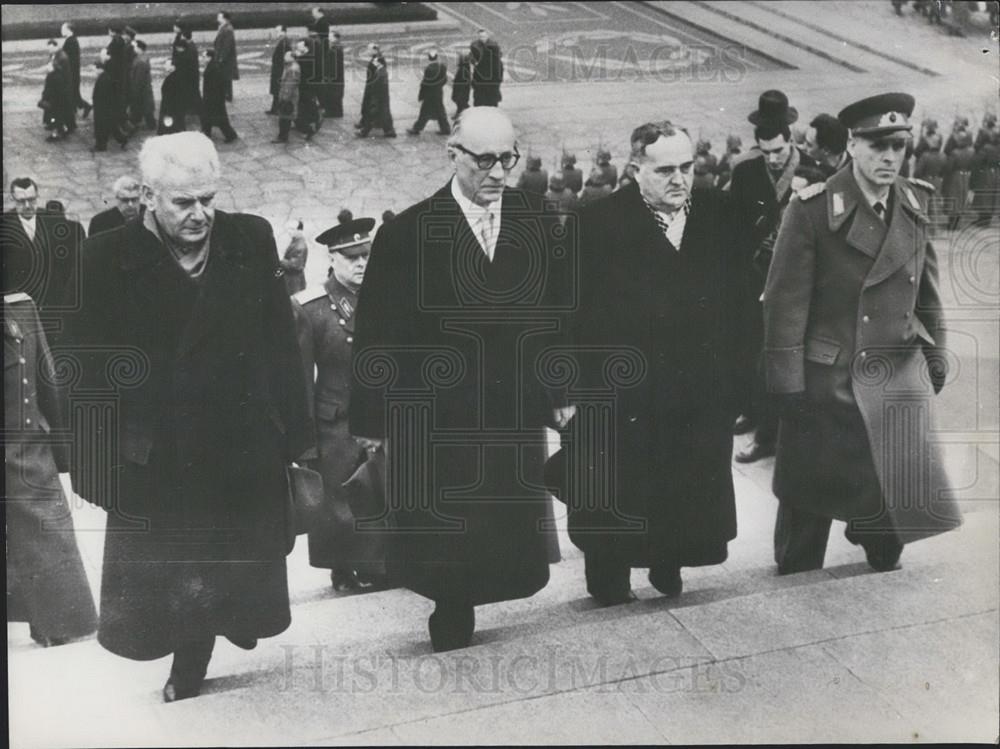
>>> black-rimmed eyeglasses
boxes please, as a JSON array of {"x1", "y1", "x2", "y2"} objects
[{"x1": 452, "y1": 143, "x2": 520, "y2": 170}]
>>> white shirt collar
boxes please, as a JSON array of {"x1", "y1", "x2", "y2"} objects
[
  {"x1": 18, "y1": 214, "x2": 37, "y2": 234},
  {"x1": 450, "y1": 177, "x2": 503, "y2": 259}
]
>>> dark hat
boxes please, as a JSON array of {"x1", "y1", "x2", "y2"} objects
[
  {"x1": 748, "y1": 89, "x2": 798, "y2": 125},
  {"x1": 316, "y1": 217, "x2": 375, "y2": 255},
  {"x1": 596, "y1": 148, "x2": 612, "y2": 164},
  {"x1": 838, "y1": 92, "x2": 915, "y2": 137}
]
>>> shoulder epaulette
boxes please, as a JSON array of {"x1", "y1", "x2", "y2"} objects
[
  {"x1": 293, "y1": 286, "x2": 327, "y2": 305},
  {"x1": 794, "y1": 182, "x2": 826, "y2": 201},
  {"x1": 907, "y1": 177, "x2": 936, "y2": 193},
  {"x1": 3, "y1": 292, "x2": 33, "y2": 304}
]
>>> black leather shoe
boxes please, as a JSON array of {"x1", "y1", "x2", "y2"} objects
[
  {"x1": 733, "y1": 414, "x2": 755, "y2": 435},
  {"x1": 588, "y1": 586, "x2": 637, "y2": 607},
  {"x1": 270, "y1": 137, "x2": 288, "y2": 144},
  {"x1": 331, "y1": 568, "x2": 361, "y2": 592},
  {"x1": 428, "y1": 602, "x2": 475, "y2": 652},
  {"x1": 649, "y1": 565, "x2": 683, "y2": 598},
  {"x1": 734, "y1": 441, "x2": 775, "y2": 463},
  {"x1": 864, "y1": 540, "x2": 903, "y2": 572},
  {"x1": 406, "y1": 127, "x2": 420, "y2": 135},
  {"x1": 163, "y1": 638, "x2": 214, "y2": 703}
]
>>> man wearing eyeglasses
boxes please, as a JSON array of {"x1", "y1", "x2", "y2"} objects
[
  {"x1": 763, "y1": 92, "x2": 961, "y2": 575},
  {"x1": 564, "y1": 121, "x2": 751, "y2": 605},
  {"x1": 350, "y1": 107, "x2": 573, "y2": 652}
]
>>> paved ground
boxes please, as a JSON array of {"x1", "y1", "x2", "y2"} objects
[{"x1": 5, "y1": 1, "x2": 1000, "y2": 745}]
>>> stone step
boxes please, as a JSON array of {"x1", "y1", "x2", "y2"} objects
[{"x1": 10, "y1": 503, "x2": 996, "y2": 747}]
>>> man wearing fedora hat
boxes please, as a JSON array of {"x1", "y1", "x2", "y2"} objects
[
  {"x1": 293, "y1": 218, "x2": 387, "y2": 591},
  {"x1": 763, "y1": 92, "x2": 962, "y2": 574},
  {"x1": 728, "y1": 90, "x2": 818, "y2": 463}
]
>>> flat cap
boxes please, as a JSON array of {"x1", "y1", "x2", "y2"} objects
[
  {"x1": 839, "y1": 92, "x2": 915, "y2": 137},
  {"x1": 316, "y1": 217, "x2": 375, "y2": 255}
]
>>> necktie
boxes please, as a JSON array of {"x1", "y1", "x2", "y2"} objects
[
  {"x1": 873, "y1": 201, "x2": 886, "y2": 220},
  {"x1": 479, "y1": 211, "x2": 495, "y2": 260}
]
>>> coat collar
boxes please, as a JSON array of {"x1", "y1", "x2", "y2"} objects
[{"x1": 864, "y1": 176, "x2": 926, "y2": 288}]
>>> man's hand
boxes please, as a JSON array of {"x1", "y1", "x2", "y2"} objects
[
  {"x1": 551, "y1": 406, "x2": 577, "y2": 430},
  {"x1": 355, "y1": 437, "x2": 383, "y2": 453}
]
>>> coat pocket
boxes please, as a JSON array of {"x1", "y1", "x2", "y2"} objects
[{"x1": 804, "y1": 336, "x2": 841, "y2": 366}]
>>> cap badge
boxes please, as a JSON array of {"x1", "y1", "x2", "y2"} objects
[{"x1": 877, "y1": 111, "x2": 905, "y2": 128}]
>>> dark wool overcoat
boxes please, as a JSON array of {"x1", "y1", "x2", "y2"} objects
[
  {"x1": 560, "y1": 184, "x2": 751, "y2": 567},
  {"x1": 349, "y1": 184, "x2": 571, "y2": 604},
  {"x1": 59, "y1": 212, "x2": 311, "y2": 659}
]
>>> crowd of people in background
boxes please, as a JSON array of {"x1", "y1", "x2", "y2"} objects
[
  {"x1": 36, "y1": 10, "x2": 506, "y2": 150},
  {"x1": 891, "y1": 0, "x2": 999, "y2": 34}
]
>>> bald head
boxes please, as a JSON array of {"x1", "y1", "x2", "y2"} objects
[{"x1": 447, "y1": 108, "x2": 518, "y2": 206}]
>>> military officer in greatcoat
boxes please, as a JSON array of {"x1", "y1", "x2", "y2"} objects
[
  {"x1": 763, "y1": 93, "x2": 963, "y2": 575},
  {"x1": 293, "y1": 218, "x2": 385, "y2": 591},
  {"x1": 5, "y1": 291, "x2": 98, "y2": 648}
]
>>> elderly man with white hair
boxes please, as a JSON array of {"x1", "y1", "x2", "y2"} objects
[
  {"x1": 61, "y1": 132, "x2": 312, "y2": 702},
  {"x1": 87, "y1": 175, "x2": 143, "y2": 236}
]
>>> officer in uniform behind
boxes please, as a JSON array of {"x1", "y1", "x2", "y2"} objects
[
  {"x1": 293, "y1": 218, "x2": 386, "y2": 591},
  {"x1": 763, "y1": 93, "x2": 962, "y2": 575}
]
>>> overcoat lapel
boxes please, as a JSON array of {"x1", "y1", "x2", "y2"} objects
[
  {"x1": 828, "y1": 169, "x2": 884, "y2": 260},
  {"x1": 864, "y1": 178, "x2": 925, "y2": 288}
]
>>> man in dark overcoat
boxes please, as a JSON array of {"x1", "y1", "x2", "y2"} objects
[
  {"x1": 200, "y1": 49, "x2": 238, "y2": 143},
  {"x1": 356, "y1": 55, "x2": 395, "y2": 138},
  {"x1": 763, "y1": 93, "x2": 962, "y2": 574},
  {"x1": 60, "y1": 22, "x2": 90, "y2": 118},
  {"x1": 294, "y1": 219, "x2": 386, "y2": 590},
  {"x1": 469, "y1": 29, "x2": 503, "y2": 107},
  {"x1": 407, "y1": 50, "x2": 451, "y2": 136},
  {"x1": 2, "y1": 177, "x2": 83, "y2": 337},
  {"x1": 59, "y1": 132, "x2": 312, "y2": 702},
  {"x1": 727, "y1": 90, "x2": 818, "y2": 464},
  {"x1": 266, "y1": 26, "x2": 292, "y2": 115},
  {"x1": 89, "y1": 175, "x2": 143, "y2": 236},
  {"x1": 562, "y1": 121, "x2": 750, "y2": 604},
  {"x1": 127, "y1": 40, "x2": 157, "y2": 131},
  {"x1": 43, "y1": 38, "x2": 75, "y2": 139},
  {"x1": 350, "y1": 108, "x2": 572, "y2": 651},
  {"x1": 308, "y1": 7, "x2": 332, "y2": 113},
  {"x1": 212, "y1": 12, "x2": 239, "y2": 103},
  {"x1": 325, "y1": 29, "x2": 345, "y2": 118},
  {"x1": 4, "y1": 292, "x2": 97, "y2": 648}
]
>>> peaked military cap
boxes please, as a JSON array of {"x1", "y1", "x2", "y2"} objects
[
  {"x1": 839, "y1": 93, "x2": 915, "y2": 137},
  {"x1": 316, "y1": 217, "x2": 376, "y2": 256}
]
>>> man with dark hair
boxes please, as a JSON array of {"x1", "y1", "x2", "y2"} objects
[
  {"x1": 407, "y1": 50, "x2": 451, "y2": 136},
  {"x1": 356, "y1": 54, "x2": 395, "y2": 138},
  {"x1": 2, "y1": 177, "x2": 83, "y2": 331},
  {"x1": 60, "y1": 22, "x2": 90, "y2": 118},
  {"x1": 727, "y1": 90, "x2": 817, "y2": 464},
  {"x1": 213, "y1": 11, "x2": 239, "y2": 103},
  {"x1": 266, "y1": 25, "x2": 291, "y2": 114},
  {"x1": 201, "y1": 49, "x2": 238, "y2": 143},
  {"x1": 561, "y1": 119, "x2": 750, "y2": 605},
  {"x1": 764, "y1": 92, "x2": 961, "y2": 574},
  {"x1": 806, "y1": 113, "x2": 851, "y2": 177}
]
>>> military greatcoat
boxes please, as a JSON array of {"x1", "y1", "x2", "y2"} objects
[
  {"x1": 293, "y1": 276, "x2": 382, "y2": 577},
  {"x1": 763, "y1": 168, "x2": 962, "y2": 541}
]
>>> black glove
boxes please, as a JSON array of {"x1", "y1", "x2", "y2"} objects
[{"x1": 775, "y1": 392, "x2": 812, "y2": 421}]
